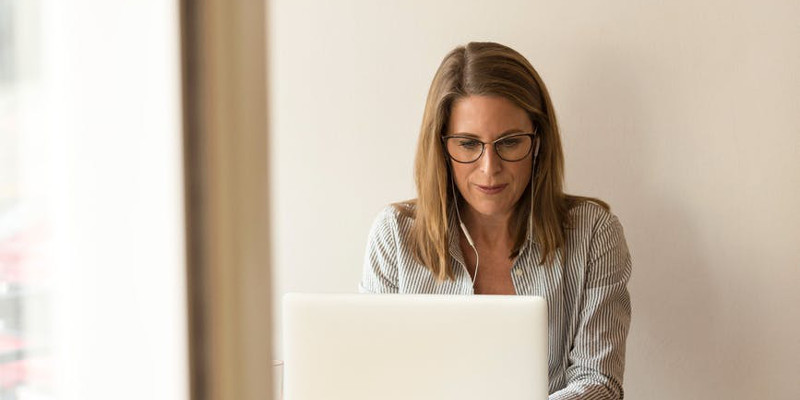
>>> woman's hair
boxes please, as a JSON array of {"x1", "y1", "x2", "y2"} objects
[{"x1": 399, "y1": 41, "x2": 608, "y2": 282}]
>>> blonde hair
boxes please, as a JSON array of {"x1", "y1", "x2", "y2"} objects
[{"x1": 397, "y1": 42, "x2": 609, "y2": 282}]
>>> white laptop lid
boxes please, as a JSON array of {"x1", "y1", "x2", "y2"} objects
[{"x1": 282, "y1": 293, "x2": 548, "y2": 400}]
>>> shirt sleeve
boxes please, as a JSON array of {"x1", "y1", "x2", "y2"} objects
[
  {"x1": 359, "y1": 207, "x2": 400, "y2": 294},
  {"x1": 550, "y1": 214, "x2": 633, "y2": 400}
]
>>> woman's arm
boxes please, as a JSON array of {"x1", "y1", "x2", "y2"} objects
[
  {"x1": 550, "y1": 214, "x2": 633, "y2": 400},
  {"x1": 359, "y1": 207, "x2": 401, "y2": 293}
]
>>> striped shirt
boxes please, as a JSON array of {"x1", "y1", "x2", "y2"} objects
[{"x1": 359, "y1": 200, "x2": 632, "y2": 400}]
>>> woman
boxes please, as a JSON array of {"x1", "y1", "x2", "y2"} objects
[{"x1": 360, "y1": 42, "x2": 632, "y2": 400}]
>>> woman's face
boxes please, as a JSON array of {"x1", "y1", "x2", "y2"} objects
[{"x1": 446, "y1": 95, "x2": 534, "y2": 221}]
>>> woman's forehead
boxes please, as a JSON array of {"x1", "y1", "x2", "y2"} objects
[{"x1": 447, "y1": 95, "x2": 532, "y2": 137}]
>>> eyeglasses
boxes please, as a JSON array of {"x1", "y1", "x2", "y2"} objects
[{"x1": 442, "y1": 132, "x2": 538, "y2": 163}]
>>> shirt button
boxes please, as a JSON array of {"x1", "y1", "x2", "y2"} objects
[{"x1": 514, "y1": 269, "x2": 523, "y2": 277}]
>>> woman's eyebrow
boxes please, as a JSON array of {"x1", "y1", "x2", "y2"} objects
[
  {"x1": 449, "y1": 129, "x2": 528, "y2": 139},
  {"x1": 448, "y1": 132, "x2": 481, "y2": 138},
  {"x1": 498, "y1": 129, "x2": 527, "y2": 137}
]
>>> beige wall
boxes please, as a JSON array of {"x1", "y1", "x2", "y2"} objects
[{"x1": 269, "y1": 0, "x2": 800, "y2": 398}]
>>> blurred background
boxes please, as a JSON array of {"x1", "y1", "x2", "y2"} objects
[
  {"x1": 1, "y1": 0, "x2": 186, "y2": 399},
  {"x1": 1, "y1": 0, "x2": 799, "y2": 399}
]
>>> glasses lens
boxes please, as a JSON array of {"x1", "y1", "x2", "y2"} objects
[
  {"x1": 446, "y1": 137, "x2": 483, "y2": 163},
  {"x1": 496, "y1": 135, "x2": 532, "y2": 161}
]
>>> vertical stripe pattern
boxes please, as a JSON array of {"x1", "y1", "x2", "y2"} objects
[{"x1": 360, "y1": 201, "x2": 632, "y2": 400}]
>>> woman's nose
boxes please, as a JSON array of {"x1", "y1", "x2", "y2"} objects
[{"x1": 478, "y1": 144, "x2": 503, "y2": 174}]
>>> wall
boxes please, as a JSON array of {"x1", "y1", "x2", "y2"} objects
[{"x1": 268, "y1": 1, "x2": 800, "y2": 398}]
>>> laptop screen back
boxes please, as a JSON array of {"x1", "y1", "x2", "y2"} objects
[{"x1": 282, "y1": 293, "x2": 548, "y2": 400}]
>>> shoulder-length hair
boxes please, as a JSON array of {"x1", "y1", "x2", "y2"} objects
[{"x1": 400, "y1": 41, "x2": 608, "y2": 282}]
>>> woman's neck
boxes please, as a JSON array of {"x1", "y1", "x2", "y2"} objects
[{"x1": 460, "y1": 205, "x2": 513, "y2": 248}]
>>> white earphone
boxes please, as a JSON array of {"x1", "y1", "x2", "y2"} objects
[{"x1": 450, "y1": 175, "x2": 479, "y2": 286}]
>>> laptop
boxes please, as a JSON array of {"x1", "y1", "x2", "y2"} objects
[{"x1": 282, "y1": 293, "x2": 548, "y2": 400}]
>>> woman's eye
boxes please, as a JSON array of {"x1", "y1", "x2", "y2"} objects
[
  {"x1": 458, "y1": 139, "x2": 481, "y2": 149},
  {"x1": 498, "y1": 138, "x2": 521, "y2": 148}
]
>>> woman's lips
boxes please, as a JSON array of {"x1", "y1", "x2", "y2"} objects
[{"x1": 476, "y1": 184, "x2": 508, "y2": 194}]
